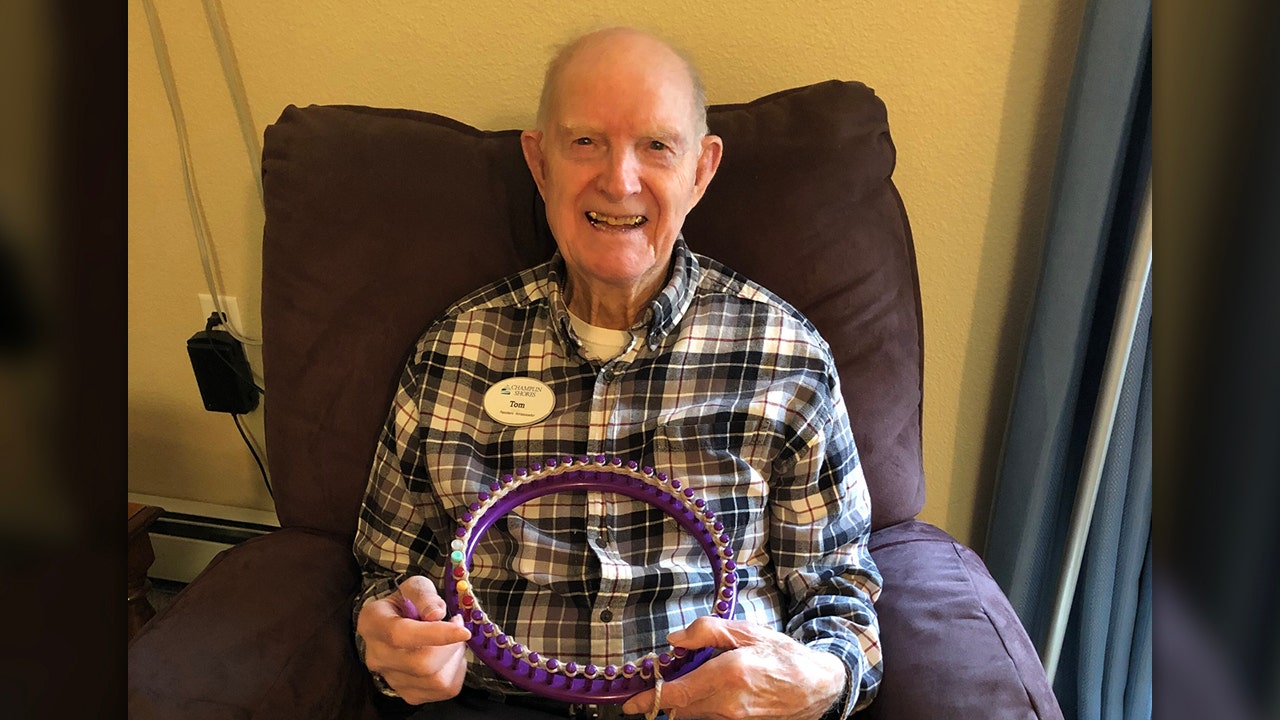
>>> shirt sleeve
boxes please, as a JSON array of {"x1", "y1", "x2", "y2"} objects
[
  {"x1": 350, "y1": 350, "x2": 449, "y2": 675},
  {"x1": 769, "y1": 372, "x2": 883, "y2": 716}
]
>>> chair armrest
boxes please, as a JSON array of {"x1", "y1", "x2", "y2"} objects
[
  {"x1": 127, "y1": 528, "x2": 378, "y2": 720},
  {"x1": 860, "y1": 520, "x2": 1063, "y2": 720}
]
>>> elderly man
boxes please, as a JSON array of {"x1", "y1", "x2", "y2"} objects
[{"x1": 354, "y1": 27, "x2": 882, "y2": 720}]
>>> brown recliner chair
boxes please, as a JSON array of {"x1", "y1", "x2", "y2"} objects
[{"x1": 128, "y1": 81, "x2": 1063, "y2": 720}]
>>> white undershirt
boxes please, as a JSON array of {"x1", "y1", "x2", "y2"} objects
[{"x1": 567, "y1": 310, "x2": 634, "y2": 361}]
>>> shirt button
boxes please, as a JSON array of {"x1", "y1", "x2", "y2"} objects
[{"x1": 600, "y1": 609, "x2": 614, "y2": 623}]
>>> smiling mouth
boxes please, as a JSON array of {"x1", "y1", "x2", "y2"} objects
[{"x1": 586, "y1": 211, "x2": 648, "y2": 229}]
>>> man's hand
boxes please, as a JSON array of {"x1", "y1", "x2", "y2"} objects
[
  {"x1": 621, "y1": 617, "x2": 847, "y2": 720},
  {"x1": 356, "y1": 575, "x2": 472, "y2": 705}
]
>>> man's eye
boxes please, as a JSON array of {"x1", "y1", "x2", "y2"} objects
[
  {"x1": 649, "y1": 140, "x2": 668, "y2": 151},
  {"x1": 573, "y1": 137, "x2": 593, "y2": 146}
]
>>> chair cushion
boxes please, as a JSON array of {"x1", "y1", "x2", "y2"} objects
[
  {"x1": 127, "y1": 529, "x2": 374, "y2": 719},
  {"x1": 261, "y1": 80, "x2": 925, "y2": 535},
  {"x1": 863, "y1": 520, "x2": 1064, "y2": 719}
]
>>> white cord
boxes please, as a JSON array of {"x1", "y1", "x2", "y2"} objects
[
  {"x1": 202, "y1": 0, "x2": 264, "y2": 205},
  {"x1": 140, "y1": 0, "x2": 263, "y2": 347}
]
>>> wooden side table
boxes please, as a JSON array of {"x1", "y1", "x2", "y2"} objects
[{"x1": 128, "y1": 502, "x2": 165, "y2": 642}]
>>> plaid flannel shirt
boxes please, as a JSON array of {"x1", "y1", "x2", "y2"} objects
[{"x1": 354, "y1": 238, "x2": 883, "y2": 715}]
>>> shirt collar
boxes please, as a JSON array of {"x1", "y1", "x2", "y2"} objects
[
  {"x1": 644, "y1": 237, "x2": 700, "y2": 349},
  {"x1": 544, "y1": 236, "x2": 701, "y2": 353}
]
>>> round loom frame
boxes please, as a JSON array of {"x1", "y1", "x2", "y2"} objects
[{"x1": 441, "y1": 455, "x2": 740, "y2": 703}]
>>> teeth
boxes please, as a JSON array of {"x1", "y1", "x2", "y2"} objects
[{"x1": 586, "y1": 211, "x2": 646, "y2": 227}]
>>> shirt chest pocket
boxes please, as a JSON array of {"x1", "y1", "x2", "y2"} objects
[{"x1": 651, "y1": 418, "x2": 774, "y2": 535}]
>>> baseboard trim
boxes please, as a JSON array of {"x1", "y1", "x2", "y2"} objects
[{"x1": 152, "y1": 511, "x2": 277, "y2": 546}]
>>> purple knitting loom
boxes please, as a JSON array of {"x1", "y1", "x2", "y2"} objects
[{"x1": 441, "y1": 455, "x2": 739, "y2": 704}]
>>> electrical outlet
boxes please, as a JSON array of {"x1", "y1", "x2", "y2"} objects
[{"x1": 198, "y1": 294, "x2": 243, "y2": 331}]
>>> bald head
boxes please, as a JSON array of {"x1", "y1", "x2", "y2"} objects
[
  {"x1": 518, "y1": 26, "x2": 723, "y2": 329},
  {"x1": 534, "y1": 27, "x2": 709, "y2": 138}
]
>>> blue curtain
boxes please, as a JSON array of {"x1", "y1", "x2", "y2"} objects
[{"x1": 983, "y1": 0, "x2": 1151, "y2": 717}]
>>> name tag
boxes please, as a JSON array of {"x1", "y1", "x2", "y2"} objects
[{"x1": 483, "y1": 377, "x2": 555, "y2": 426}]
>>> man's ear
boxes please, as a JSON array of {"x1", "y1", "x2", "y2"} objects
[
  {"x1": 520, "y1": 130, "x2": 548, "y2": 196},
  {"x1": 690, "y1": 134, "x2": 724, "y2": 206}
]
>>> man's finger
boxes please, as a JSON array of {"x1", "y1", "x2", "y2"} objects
[
  {"x1": 624, "y1": 644, "x2": 749, "y2": 717},
  {"x1": 361, "y1": 593, "x2": 435, "y2": 625},
  {"x1": 667, "y1": 616, "x2": 763, "y2": 651},
  {"x1": 620, "y1": 688, "x2": 654, "y2": 716},
  {"x1": 398, "y1": 576, "x2": 448, "y2": 621},
  {"x1": 378, "y1": 639, "x2": 469, "y2": 704},
  {"x1": 385, "y1": 614, "x2": 471, "y2": 649},
  {"x1": 647, "y1": 657, "x2": 733, "y2": 718}
]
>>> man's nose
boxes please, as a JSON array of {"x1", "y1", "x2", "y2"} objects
[{"x1": 598, "y1": 148, "x2": 642, "y2": 199}]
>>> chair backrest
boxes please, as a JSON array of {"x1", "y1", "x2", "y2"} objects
[{"x1": 260, "y1": 80, "x2": 924, "y2": 537}]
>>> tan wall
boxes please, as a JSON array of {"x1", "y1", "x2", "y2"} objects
[{"x1": 128, "y1": 0, "x2": 1085, "y2": 550}]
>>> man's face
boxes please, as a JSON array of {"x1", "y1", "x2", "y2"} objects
[{"x1": 521, "y1": 37, "x2": 722, "y2": 302}]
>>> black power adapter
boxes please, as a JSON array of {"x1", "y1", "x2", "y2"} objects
[{"x1": 187, "y1": 313, "x2": 259, "y2": 414}]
